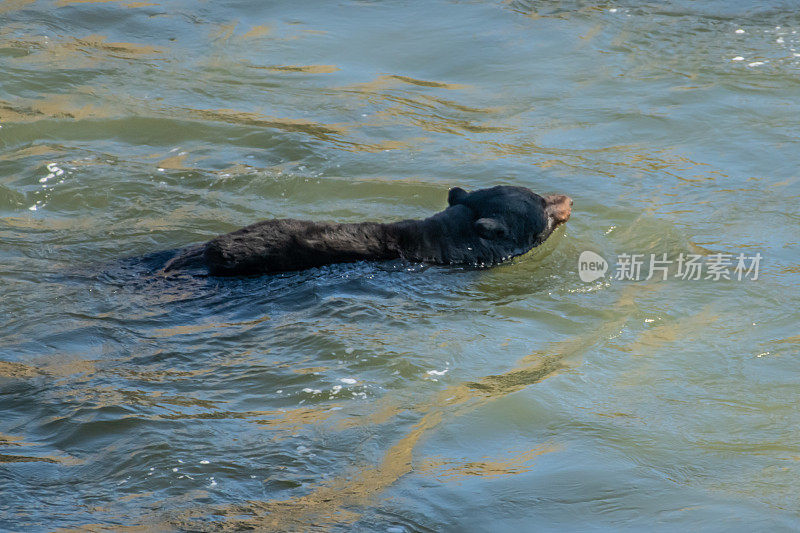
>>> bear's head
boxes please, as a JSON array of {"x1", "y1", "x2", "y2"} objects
[{"x1": 447, "y1": 185, "x2": 572, "y2": 253}]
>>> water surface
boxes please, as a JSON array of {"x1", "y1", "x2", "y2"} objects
[{"x1": 1, "y1": 0, "x2": 799, "y2": 530}]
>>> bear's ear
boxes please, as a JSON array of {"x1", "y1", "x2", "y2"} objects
[
  {"x1": 474, "y1": 218, "x2": 508, "y2": 240},
  {"x1": 448, "y1": 187, "x2": 468, "y2": 206}
]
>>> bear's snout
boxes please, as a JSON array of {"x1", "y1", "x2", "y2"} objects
[{"x1": 543, "y1": 194, "x2": 572, "y2": 224}]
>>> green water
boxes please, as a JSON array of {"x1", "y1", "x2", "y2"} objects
[{"x1": 1, "y1": 0, "x2": 799, "y2": 530}]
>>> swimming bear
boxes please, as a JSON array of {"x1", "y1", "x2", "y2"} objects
[{"x1": 161, "y1": 185, "x2": 572, "y2": 276}]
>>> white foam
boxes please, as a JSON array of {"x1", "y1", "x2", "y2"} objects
[
  {"x1": 731, "y1": 56, "x2": 744, "y2": 61},
  {"x1": 339, "y1": 378, "x2": 357, "y2": 384},
  {"x1": 199, "y1": 460, "x2": 210, "y2": 464},
  {"x1": 748, "y1": 61, "x2": 765, "y2": 67},
  {"x1": 427, "y1": 369, "x2": 448, "y2": 376},
  {"x1": 735, "y1": 29, "x2": 745, "y2": 34}
]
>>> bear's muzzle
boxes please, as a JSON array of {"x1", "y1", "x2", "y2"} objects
[{"x1": 543, "y1": 194, "x2": 573, "y2": 224}]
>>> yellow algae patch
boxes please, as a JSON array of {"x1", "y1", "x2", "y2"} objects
[
  {"x1": 336, "y1": 394, "x2": 410, "y2": 431},
  {"x1": 156, "y1": 152, "x2": 187, "y2": 170},
  {"x1": 151, "y1": 315, "x2": 271, "y2": 338},
  {"x1": 0, "y1": 356, "x2": 102, "y2": 381},
  {"x1": 383, "y1": 109, "x2": 511, "y2": 135},
  {"x1": 0, "y1": 99, "x2": 38, "y2": 122},
  {"x1": 242, "y1": 25, "x2": 271, "y2": 39},
  {"x1": 0, "y1": 0, "x2": 35, "y2": 14},
  {"x1": 55, "y1": 0, "x2": 151, "y2": 6},
  {"x1": 58, "y1": 384, "x2": 219, "y2": 412},
  {"x1": 30, "y1": 94, "x2": 110, "y2": 120},
  {"x1": 109, "y1": 367, "x2": 211, "y2": 383},
  {"x1": 0, "y1": 433, "x2": 29, "y2": 447},
  {"x1": 266, "y1": 64, "x2": 340, "y2": 74},
  {"x1": 211, "y1": 22, "x2": 237, "y2": 42},
  {"x1": 0, "y1": 93, "x2": 110, "y2": 122},
  {"x1": 70, "y1": 34, "x2": 162, "y2": 57},
  {"x1": 0, "y1": 432, "x2": 83, "y2": 466},
  {"x1": 155, "y1": 404, "x2": 342, "y2": 435},
  {"x1": 593, "y1": 411, "x2": 638, "y2": 419},
  {"x1": 187, "y1": 106, "x2": 422, "y2": 153},
  {"x1": 772, "y1": 334, "x2": 800, "y2": 346},
  {"x1": 617, "y1": 306, "x2": 718, "y2": 355},
  {"x1": 579, "y1": 24, "x2": 603, "y2": 42},
  {"x1": 418, "y1": 443, "x2": 560, "y2": 482},
  {"x1": 0, "y1": 454, "x2": 60, "y2": 463},
  {"x1": 42, "y1": 358, "x2": 98, "y2": 379},
  {"x1": 191, "y1": 107, "x2": 349, "y2": 143},
  {"x1": 0, "y1": 361, "x2": 42, "y2": 378},
  {"x1": 56, "y1": 0, "x2": 118, "y2": 5},
  {"x1": 464, "y1": 353, "x2": 569, "y2": 398},
  {"x1": 252, "y1": 405, "x2": 344, "y2": 434},
  {"x1": 13, "y1": 33, "x2": 162, "y2": 64},
  {"x1": 344, "y1": 74, "x2": 469, "y2": 93},
  {"x1": 0, "y1": 453, "x2": 83, "y2": 465},
  {"x1": 419, "y1": 93, "x2": 502, "y2": 114},
  {"x1": 358, "y1": 138, "x2": 426, "y2": 152},
  {"x1": 2, "y1": 34, "x2": 161, "y2": 69},
  {"x1": 291, "y1": 366, "x2": 329, "y2": 375},
  {"x1": 9, "y1": 33, "x2": 162, "y2": 58},
  {"x1": 387, "y1": 74, "x2": 469, "y2": 90},
  {"x1": 0, "y1": 144, "x2": 62, "y2": 161}
]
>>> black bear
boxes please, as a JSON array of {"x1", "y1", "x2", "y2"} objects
[{"x1": 162, "y1": 185, "x2": 572, "y2": 276}]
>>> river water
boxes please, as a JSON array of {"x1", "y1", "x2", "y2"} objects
[{"x1": 1, "y1": 0, "x2": 799, "y2": 531}]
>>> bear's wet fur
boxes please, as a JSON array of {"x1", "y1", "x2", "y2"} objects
[{"x1": 162, "y1": 185, "x2": 572, "y2": 276}]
